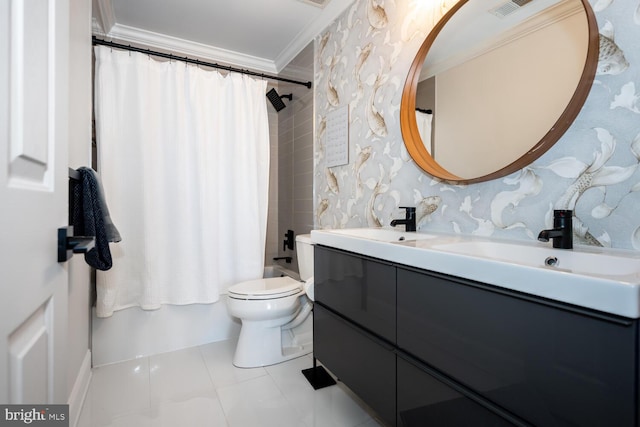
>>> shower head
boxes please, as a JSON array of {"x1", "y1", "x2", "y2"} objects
[{"x1": 266, "y1": 88, "x2": 293, "y2": 112}]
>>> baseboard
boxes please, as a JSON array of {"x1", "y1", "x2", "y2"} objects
[{"x1": 68, "y1": 350, "x2": 92, "y2": 427}]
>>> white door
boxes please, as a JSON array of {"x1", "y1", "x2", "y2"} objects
[{"x1": 0, "y1": 0, "x2": 70, "y2": 404}]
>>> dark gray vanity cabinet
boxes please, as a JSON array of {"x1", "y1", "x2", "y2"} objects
[
  {"x1": 314, "y1": 305, "x2": 396, "y2": 424},
  {"x1": 313, "y1": 245, "x2": 640, "y2": 427},
  {"x1": 397, "y1": 266, "x2": 639, "y2": 427},
  {"x1": 314, "y1": 245, "x2": 396, "y2": 425},
  {"x1": 314, "y1": 245, "x2": 396, "y2": 342},
  {"x1": 397, "y1": 352, "x2": 517, "y2": 427}
]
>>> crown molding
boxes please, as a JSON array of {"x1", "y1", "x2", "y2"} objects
[
  {"x1": 91, "y1": 0, "x2": 354, "y2": 74},
  {"x1": 274, "y1": 0, "x2": 355, "y2": 72},
  {"x1": 96, "y1": 24, "x2": 278, "y2": 73},
  {"x1": 92, "y1": 17, "x2": 103, "y2": 35}
]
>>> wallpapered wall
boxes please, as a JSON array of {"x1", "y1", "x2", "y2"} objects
[{"x1": 313, "y1": 0, "x2": 640, "y2": 250}]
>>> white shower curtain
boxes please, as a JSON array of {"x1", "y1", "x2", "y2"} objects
[{"x1": 93, "y1": 46, "x2": 270, "y2": 318}]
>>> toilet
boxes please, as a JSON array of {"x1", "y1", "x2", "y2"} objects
[{"x1": 227, "y1": 234, "x2": 314, "y2": 368}]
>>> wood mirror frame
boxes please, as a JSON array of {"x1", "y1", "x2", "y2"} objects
[{"x1": 400, "y1": 0, "x2": 599, "y2": 184}]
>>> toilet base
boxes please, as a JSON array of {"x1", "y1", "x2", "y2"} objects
[{"x1": 232, "y1": 315, "x2": 313, "y2": 368}]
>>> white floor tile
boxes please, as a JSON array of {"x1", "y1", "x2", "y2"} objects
[
  {"x1": 78, "y1": 339, "x2": 385, "y2": 427},
  {"x1": 88, "y1": 357, "x2": 150, "y2": 424},
  {"x1": 100, "y1": 410, "x2": 154, "y2": 427},
  {"x1": 199, "y1": 339, "x2": 268, "y2": 388},
  {"x1": 149, "y1": 392, "x2": 228, "y2": 427},
  {"x1": 217, "y1": 374, "x2": 308, "y2": 427},
  {"x1": 149, "y1": 346, "x2": 215, "y2": 406},
  {"x1": 356, "y1": 417, "x2": 386, "y2": 427},
  {"x1": 267, "y1": 357, "x2": 374, "y2": 427},
  {"x1": 300, "y1": 384, "x2": 375, "y2": 427}
]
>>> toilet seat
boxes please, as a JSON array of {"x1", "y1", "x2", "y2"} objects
[{"x1": 228, "y1": 276, "x2": 303, "y2": 300}]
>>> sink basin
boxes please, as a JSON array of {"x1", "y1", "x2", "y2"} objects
[
  {"x1": 311, "y1": 228, "x2": 640, "y2": 317},
  {"x1": 433, "y1": 241, "x2": 640, "y2": 279},
  {"x1": 325, "y1": 228, "x2": 436, "y2": 242}
]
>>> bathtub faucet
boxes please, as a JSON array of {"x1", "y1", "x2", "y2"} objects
[
  {"x1": 537, "y1": 210, "x2": 573, "y2": 249},
  {"x1": 390, "y1": 206, "x2": 416, "y2": 232}
]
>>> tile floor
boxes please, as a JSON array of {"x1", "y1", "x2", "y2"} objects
[{"x1": 77, "y1": 338, "x2": 386, "y2": 426}]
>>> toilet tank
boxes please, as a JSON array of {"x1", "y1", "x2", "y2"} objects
[{"x1": 295, "y1": 234, "x2": 314, "y2": 281}]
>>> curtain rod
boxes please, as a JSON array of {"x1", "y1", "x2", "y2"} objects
[{"x1": 92, "y1": 37, "x2": 312, "y2": 89}]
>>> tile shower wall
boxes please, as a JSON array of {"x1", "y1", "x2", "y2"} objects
[
  {"x1": 265, "y1": 102, "x2": 280, "y2": 265},
  {"x1": 276, "y1": 43, "x2": 315, "y2": 272},
  {"x1": 313, "y1": 0, "x2": 640, "y2": 251}
]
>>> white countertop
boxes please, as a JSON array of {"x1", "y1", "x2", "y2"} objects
[{"x1": 311, "y1": 228, "x2": 640, "y2": 319}]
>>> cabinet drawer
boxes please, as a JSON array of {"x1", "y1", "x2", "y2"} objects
[
  {"x1": 314, "y1": 304, "x2": 396, "y2": 426},
  {"x1": 397, "y1": 353, "x2": 524, "y2": 427},
  {"x1": 397, "y1": 267, "x2": 638, "y2": 427},
  {"x1": 315, "y1": 246, "x2": 396, "y2": 342}
]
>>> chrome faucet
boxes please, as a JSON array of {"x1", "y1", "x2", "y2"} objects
[
  {"x1": 538, "y1": 210, "x2": 573, "y2": 249},
  {"x1": 390, "y1": 207, "x2": 416, "y2": 232}
]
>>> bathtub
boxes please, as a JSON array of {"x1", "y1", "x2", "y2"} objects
[{"x1": 91, "y1": 264, "x2": 303, "y2": 366}]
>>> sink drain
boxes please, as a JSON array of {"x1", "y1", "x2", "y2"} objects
[{"x1": 545, "y1": 256, "x2": 559, "y2": 267}]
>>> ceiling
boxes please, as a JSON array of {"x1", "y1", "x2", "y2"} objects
[{"x1": 92, "y1": 0, "x2": 354, "y2": 73}]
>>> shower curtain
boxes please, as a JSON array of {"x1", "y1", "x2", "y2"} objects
[{"x1": 93, "y1": 46, "x2": 270, "y2": 318}]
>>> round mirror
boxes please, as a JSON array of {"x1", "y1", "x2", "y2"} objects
[{"x1": 400, "y1": 0, "x2": 599, "y2": 184}]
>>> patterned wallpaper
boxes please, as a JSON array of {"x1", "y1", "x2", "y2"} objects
[{"x1": 313, "y1": 0, "x2": 640, "y2": 250}]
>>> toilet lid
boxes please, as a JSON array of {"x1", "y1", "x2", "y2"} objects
[{"x1": 228, "y1": 276, "x2": 303, "y2": 300}]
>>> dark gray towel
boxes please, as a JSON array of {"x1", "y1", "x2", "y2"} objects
[{"x1": 71, "y1": 167, "x2": 121, "y2": 270}]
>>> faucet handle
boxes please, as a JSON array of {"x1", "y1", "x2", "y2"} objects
[
  {"x1": 553, "y1": 209, "x2": 572, "y2": 218},
  {"x1": 399, "y1": 207, "x2": 416, "y2": 220}
]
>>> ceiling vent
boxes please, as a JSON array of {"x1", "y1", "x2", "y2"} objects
[
  {"x1": 489, "y1": 0, "x2": 533, "y2": 18},
  {"x1": 297, "y1": 0, "x2": 329, "y2": 7}
]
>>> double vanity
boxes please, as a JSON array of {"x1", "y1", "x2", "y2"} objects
[{"x1": 310, "y1": 228, "x2": 640, "y2": 426}]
